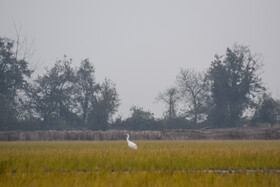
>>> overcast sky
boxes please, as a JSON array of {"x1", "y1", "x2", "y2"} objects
[{"x1": 1, "y1": 0, "x2": 280, "y2": 118}]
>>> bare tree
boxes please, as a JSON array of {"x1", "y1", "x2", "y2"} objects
[
  {"x1": 12, "y1": 24, "x2": 35, "y2": 61},
  {"x1": 156, "y1": 87, "x2": 180, "y2": 119},
  {"x1": 176, "y1": 68, "x2": 208, "y2": 124}
]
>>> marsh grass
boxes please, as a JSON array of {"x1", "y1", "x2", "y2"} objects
[
  {"x1": 2, "y1": 171, "x2": 280, "y2": 187},
  {"x1": 0, "y1": 141, "x2": 279, "y2": 186}
]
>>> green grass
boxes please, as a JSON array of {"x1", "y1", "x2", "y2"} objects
[{"x1": 0, "y1": 141, "x2": 280, "y2": 186}]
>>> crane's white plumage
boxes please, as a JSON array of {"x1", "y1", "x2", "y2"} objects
[{"x1": 126, "y1": 134, "x2": 137, "y2": 150}]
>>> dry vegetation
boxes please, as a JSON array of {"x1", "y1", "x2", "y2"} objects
[
  {"x1": 0, "y1": 128, "x2": 280, "y2": 141},
  {"x1": 0, "y1": 141, "x2": 279, "y2": 186}
]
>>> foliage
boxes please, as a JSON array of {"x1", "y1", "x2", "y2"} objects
[
  {"x1": 159, "y1": 117, "x2": 190, "y2": 130},
  {"x1": 74, "y1": 59, "x2": 99, "y2": 125},
  {"x1": 207, "y1": 44, "x2": 264, "y2": 128},
  {"x1": 22, "y1": 56, "x2": 120, "y2": 130},
  {"x1": 0, "y1": 35, "x2": 276, "y2": 131},
  {"x1": 0, "y1": 37, "x2": 32, "y2": 130},
  {"x1": 88, "y1": 78, "x2": 120, "y2": 130},
  {"x1": 28, "y1": 56, "x2": 78, "y2": 128},
  {"x1": 113, "y1": 106, "x2": 161, "y2": 130},
  {"x1": 252, "y1": 93, "x2": 280, "y2": 126}
]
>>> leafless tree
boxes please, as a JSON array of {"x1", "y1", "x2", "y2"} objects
[
  {"x1": 156, "y1": 87, "x2": 180, "y2": 119},
  {"x1": 12, "y1": 24, "x2": 35, "y2": 61},
  {"x1": 176, "y1": 68, "x2": 209, "y2": 124}
]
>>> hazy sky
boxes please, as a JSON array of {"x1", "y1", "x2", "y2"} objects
[{"x1": 1, "y1": 0, "x2": 280, "y2": 118}]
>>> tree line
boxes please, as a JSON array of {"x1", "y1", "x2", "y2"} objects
[
  {"x1": 155, "y1": 44, "x2": 280, "y2": 129},
  {"x1": 0, "y1": 36, "x2": 119, "y2": 131},
  {"x1": 0, "y1": 36, "x2": 279, "y2": 131}
]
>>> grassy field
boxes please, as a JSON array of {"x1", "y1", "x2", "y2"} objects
[{"x1": 0, "y1": 141, "x2": 280, "y2": 186}]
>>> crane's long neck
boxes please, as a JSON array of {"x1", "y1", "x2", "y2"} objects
[{"x1": 126, "y1": 134, "x2": 129, "y2": 142}]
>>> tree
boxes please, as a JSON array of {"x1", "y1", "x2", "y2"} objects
[
  {"x1": 176, "y1": 68, "x2": 209, "y2": 124},
  {"x1": 0, "y1": 37, "x2": 32, "y2": 129},
  {"x1": 29, "y1": 56, "x2": 77, "y2": 128},
  {"x1": 156, "y1": 87, "x2": 180, "y2": 119},
  {"x1": 124, "y1": 106, "x2": 158, "y2": 130},
  {"x1": 252, "y1": 93, "x2": 280, "y2": 126},
  {"x1": 87, "y1": 78, "x2": 120, "y2": 130},
  {"x1": 208, "y1": 44, "x2": 264, "y2": 128},
  {"x1": 75, "y1": 59, "x2": 99, "y2": 125}
]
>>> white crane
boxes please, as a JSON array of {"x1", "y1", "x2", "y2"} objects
[{"x1": 125, "y1": 134, "x2": 137, "y2": 150}]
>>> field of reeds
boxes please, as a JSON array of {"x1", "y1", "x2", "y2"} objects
[
  {"x1": 1, "y1": 128, "x2": 280, "y2": 141},
  {"x1": 0, "y1": 140, "x2": 280, "y2": 186}
]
